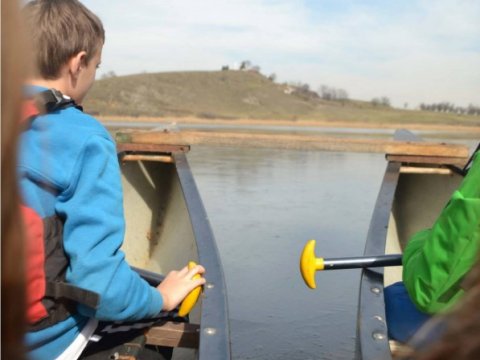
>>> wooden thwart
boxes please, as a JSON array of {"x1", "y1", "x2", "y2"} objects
[
  {"x1": 121, "y1": 154, "x2": 174, "y2": 163},
  {"x1": 399, "y1": 166, "x2": 453, "y2": 175},
  {"x1": 144, "y1": 321, "x2": 200, "y2": 348},
  {"x1": 116, "y1": 130, "x2": 469, "y2": 159},
  {"x1": 387, "y1": 154, "x2": 467, "y2": 167},
  {"x1": 117, "y1": 142, "x2": 190, "y2": 154}
]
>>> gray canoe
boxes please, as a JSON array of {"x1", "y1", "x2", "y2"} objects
[
  {"x1": 356, "y1": 130, "x2": 468, "y2": 359},
  {"x1": 117, "y1": 141, "x2": 231, "y2": 360}
]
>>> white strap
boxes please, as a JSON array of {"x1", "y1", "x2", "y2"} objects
[{"x1": 55, "y1": 318, "x2": 98, "y2": 360}]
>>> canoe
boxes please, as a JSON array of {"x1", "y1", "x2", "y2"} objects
[
  {"x1": 356, "y1": 129, "x2": 468, "y2": 359},
  {"x1": 116, "y1": 139, "x2": 231, "y2": 360}
]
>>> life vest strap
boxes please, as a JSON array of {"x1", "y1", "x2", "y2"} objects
[
  {"x1": 45, "y1": 282, "x2": 100, "y2": 310},
  {"x1": 21, "y1": 88, "x2": 82, "y2": 124},
  {"x1": 37, "y1": 88, "x2": 81, "y2": 113}
]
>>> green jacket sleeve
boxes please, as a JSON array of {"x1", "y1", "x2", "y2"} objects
[{"x1": 402, "y1": 152, "x2": 480, "y2": 314}]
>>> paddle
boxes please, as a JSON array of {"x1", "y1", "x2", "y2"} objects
[
  {"x1": 132, "y1": 266, "x2": 165, "y2": 286},
  {"x1": 132, "y1": 262, "x2": 203, "y2": 316},
  {"x1": 300, "y1": 239, "x2": 402, "y2": 289}
]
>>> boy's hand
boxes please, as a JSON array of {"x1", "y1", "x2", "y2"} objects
[{"x1": 157, "y1": 264, "x2": 206, "y2": 311}]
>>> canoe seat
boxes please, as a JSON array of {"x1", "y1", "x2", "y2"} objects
[
  {"x1": 80, "y1": 332, "x2": 174, "y2": 360},
  {"x1": 144, "y1": 321, "x2": 200, "y2": 349}
]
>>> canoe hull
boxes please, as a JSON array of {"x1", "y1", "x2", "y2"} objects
[
  {"x1": 356, "y1": 130, "x2": 467, "y2": 359},
  {"x1": 117, "y1": 143, "x2": 231, "y2": 359},
  {"x1": 121, "y1": 159, "x2": 198, "y2": 275}
]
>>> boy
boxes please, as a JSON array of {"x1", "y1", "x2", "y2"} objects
[{"x1": 19, "y1": 1, "x2": 205, "y2": 359}]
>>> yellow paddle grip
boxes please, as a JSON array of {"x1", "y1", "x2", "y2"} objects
[
  {"x1": 178, "y1": 261, "x2": 202, "y2": 317},
  {"x1": 300, "y1": 239, "x2": 324, "y2": 289}
]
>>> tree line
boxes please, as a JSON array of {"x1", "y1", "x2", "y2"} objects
[{"x1": 419, "y1": 102, "x2": 480, "y2": 116}]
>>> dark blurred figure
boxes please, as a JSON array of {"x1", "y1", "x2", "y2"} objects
[
  {"x1": 395, "y1": 259, "x2": 480, "y2": 360},
  {"x1": 1, "y1": 0, "x2": 29, "y2": 359},
  {"x1": 411, "y1": 258, "x2": 480, "y2": 360}
]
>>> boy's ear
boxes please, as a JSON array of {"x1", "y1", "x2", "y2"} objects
[{"x1": 68, "y1": 51, "x2": 88, "y2": 76}]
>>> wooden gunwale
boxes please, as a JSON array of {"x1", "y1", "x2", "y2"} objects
[{"x1": 116, "y1": 129, "x2": 470, "y2": 156}]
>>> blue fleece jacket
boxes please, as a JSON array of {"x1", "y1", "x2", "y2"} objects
[{"x1": 18, "y1": 86, "x2": 163, "y2": 360}]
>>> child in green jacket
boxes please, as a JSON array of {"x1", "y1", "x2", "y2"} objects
[
  {"x1": 385, "y1": 149, "x2": 480, "y2": 342},
  {"x1": 403, "y1": 150, "x2": 480, "y2": 314}
]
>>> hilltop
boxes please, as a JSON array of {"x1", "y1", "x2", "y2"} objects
[
  {"x1": 85, "y1": 70, "x2": 319, "y2": 119},
  {"x1": 84, "y1": 70, "x2": 480, "y2": 127}
]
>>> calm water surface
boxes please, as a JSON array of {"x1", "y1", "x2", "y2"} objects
[{"x1": 187, "y1": 147, "x2": 388, "y2": 360}]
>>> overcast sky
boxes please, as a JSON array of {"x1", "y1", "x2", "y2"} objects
[{"x1": 83, "y1": 0, "x2": 480, "y2": 108}]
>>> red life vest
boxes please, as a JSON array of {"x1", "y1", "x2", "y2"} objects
[{"x1": 21, "y1": 89, "x2": 99, "y2": 331}]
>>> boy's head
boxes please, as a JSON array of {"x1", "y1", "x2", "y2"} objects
[{"x1": 23, "y1": 0, "x2": 104, "y2": 102}]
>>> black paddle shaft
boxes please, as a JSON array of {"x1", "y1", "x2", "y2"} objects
[
  {"x1": 132, "y1": 266, "x2": 165, "y2": 286},
  {"x1": 323, "y1": 254, "x2": 402, "y2": 270}
]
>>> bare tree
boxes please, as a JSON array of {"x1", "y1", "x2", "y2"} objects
[
  {"x1": 101, "y1": 70, "x2": 117, "y2": 79},
  {"x1": 418, "y1": 101, "x2": 479, "y2": 116},
  {"x1": 240, "y1": 60, "x2": 251, "y2": 70},
  {"x1": 337, "y1": 89, "x2": 349, "y2": 101},
  {"x1": 319, "y1": 85, "x2": 335, "y2": 100},
  {"x1": 318, "y1": 85, "x2": 349, "y2": 101},
  {"x1": 380, "y1": 97, "x2": 391, "y2": 107},
  {"x1": 371, "y1": 97, "x2": 391, "y2": 107}
]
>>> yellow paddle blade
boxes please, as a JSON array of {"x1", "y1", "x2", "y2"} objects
[
  {"x1": 178, "y1": 261, "x2": 203, "y2": 317},
  {"x1": 300, "y1": 239, "x2": 324, "y2": 289}
]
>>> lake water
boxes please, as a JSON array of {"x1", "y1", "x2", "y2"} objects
[
  {"x1": 186, "y1": 137, "x2": 477, "y2": 360},
  {"x1": 187, "y1": 147, "x2": 389, "y2": 359}
]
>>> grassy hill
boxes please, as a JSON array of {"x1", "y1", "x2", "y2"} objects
[{"x1": 84, "y1": 70, "x2": 480, "y2": 127}]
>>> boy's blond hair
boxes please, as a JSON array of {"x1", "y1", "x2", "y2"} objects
[{"x1": 22, "y1": 0, "x2": 105, "y2": 80}]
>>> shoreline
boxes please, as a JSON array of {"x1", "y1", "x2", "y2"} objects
[{"x1": 99, "y1": 115, "x2": 480, "y2": 134}]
